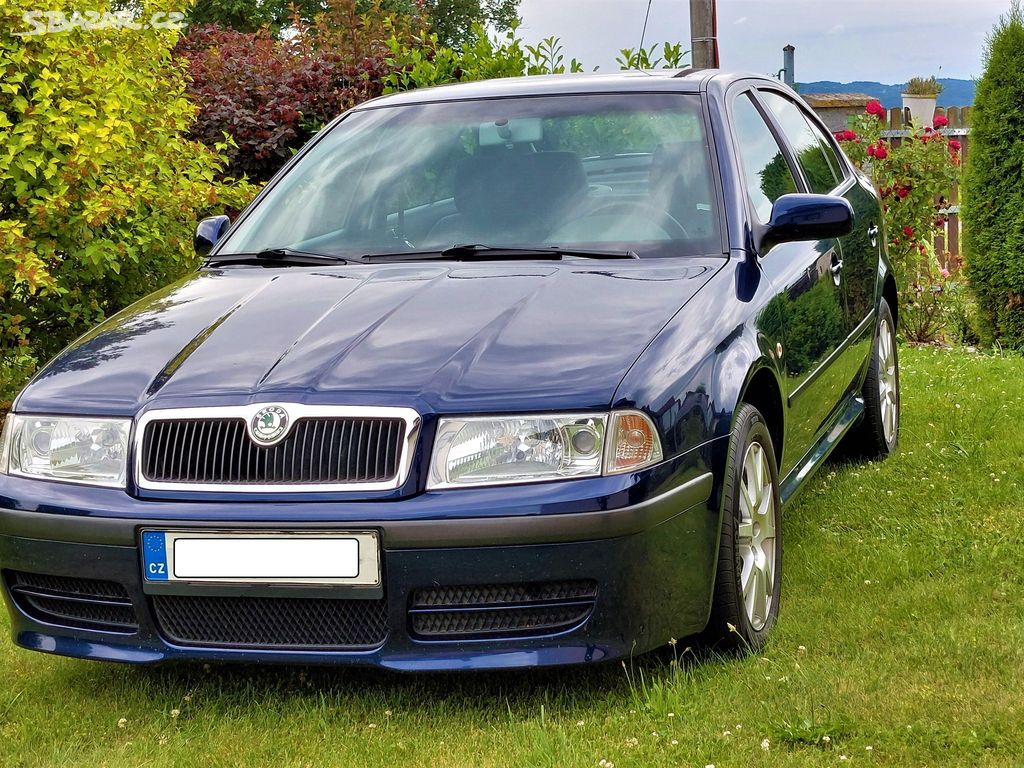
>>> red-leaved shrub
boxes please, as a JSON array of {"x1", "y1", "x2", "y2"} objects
[{"x1": 176, "y1": 25, "x2": 349, "y2": 181}]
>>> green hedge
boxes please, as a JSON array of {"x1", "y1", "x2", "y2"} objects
[
  {"x1": 962, "y1": 3, "x2": 1024, "y2": 349},
  {"x1": 0, "y1": 0, "x2": 256, "y2": 406}
]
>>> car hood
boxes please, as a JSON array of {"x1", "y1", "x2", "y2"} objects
[{"x1": 17, "y1": 259, "x2": 725, "y2": 416}]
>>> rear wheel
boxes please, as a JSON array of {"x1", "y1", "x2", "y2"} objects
[
  {"x1": 843, "y1": 298, "x2": 900, "y2": 458},
  {"x1": 705, "y1": 403, "x2": 782, "y2": 652}
]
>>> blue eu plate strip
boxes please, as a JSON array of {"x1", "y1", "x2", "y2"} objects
[{"x1": 142, "y1": 531, "x2": 170, "y2": 581}]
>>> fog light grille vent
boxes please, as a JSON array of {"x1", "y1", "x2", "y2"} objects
[
  {"x1": 409, "y1": 579, "x2": 597, "y2": 641},
  {"x1": 5, "y1": 570, "x2": 138, "y2": 633}
]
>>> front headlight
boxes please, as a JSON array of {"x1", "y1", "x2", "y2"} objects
[
  {"x1": 428, "y1": 411, "x2": 662, "y2": 489},
  {"x1": 1, "y1": 414, "x2": 131, "y2": 488}
]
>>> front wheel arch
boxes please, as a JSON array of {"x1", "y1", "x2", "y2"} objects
[{"x1": 736, "y1": 363, "x2": 785, "y2": 471}]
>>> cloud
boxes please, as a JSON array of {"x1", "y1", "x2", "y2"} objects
[
  {"x1": 734, "y1": 16, "x2": 748, "y2": 25},
  {"x1": 828, "y1": 23, "x2": 846, "y2": 34}
]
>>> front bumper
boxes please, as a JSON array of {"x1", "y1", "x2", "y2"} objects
[{"x1": 0, "y1": 467, "x2": 720, "y2": 671}]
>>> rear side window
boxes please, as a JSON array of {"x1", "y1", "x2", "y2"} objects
[
  {"x1": 732, "y1": 93, "x2": 797, "y2": 222},
  {"x1": 759, "y1": 90, "x2": 843, "y2": 194}
]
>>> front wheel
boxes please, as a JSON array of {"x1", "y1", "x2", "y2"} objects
[
  {"x1": 704, "y1": 403, "x2": 783, "y2": 652},
  {"x1": 843, "y1": 298, "x2": 900, "y2": 458}
]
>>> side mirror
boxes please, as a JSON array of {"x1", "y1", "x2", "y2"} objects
[
  {"x1": 194, "y1": 215, "x2": 231, "y2": 257},
  {"x1": 757, "y1": 194, "x2": 854, "y2": 254}
]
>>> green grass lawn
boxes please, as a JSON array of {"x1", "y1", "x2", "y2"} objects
[{"x1": 2, "y1": 346, "x2": 1022, "y2": 768}]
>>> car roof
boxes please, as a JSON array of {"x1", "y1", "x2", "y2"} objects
[{"x1": 354, "y1": 69, "x2": 770, "y2": 110}]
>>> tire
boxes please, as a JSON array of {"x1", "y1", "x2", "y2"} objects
[
  {"x1": 704, "y1": 403, "x2": 783, "y2": 653},
  {"x1": 843, "y1": 298, "x2": 900, "y2": 459}
]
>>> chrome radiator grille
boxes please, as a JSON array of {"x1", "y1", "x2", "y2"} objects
[{"x1": 138, "y1": 408, "x2": 414, "y2": 490}]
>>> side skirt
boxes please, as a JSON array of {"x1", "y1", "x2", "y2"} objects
[{"x1": 779, "y1": 393, "x2": 865, "y2": 506}]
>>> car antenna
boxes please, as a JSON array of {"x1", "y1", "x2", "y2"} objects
[{"x1": 636, "y1": 0, "x2": 654, "y2": 75}]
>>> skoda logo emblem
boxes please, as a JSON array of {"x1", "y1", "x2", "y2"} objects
[{"x1": 251, "y1": 405, "x2": 289, "y2": 445}]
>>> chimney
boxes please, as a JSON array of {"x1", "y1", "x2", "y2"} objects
[{"x1": 783, "y1": 44, "x2": 795, "y2": 86}]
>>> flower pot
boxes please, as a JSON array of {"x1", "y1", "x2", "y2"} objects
[{"x1": 901, "y1": 93, "x2": 937, "y2": 127}]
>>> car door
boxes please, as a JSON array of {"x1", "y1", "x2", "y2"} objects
[
  {"x1": 756, "y1": 88, "x2": 879, "y2": 400},
  {"x1": 729, "y1": 90, "x2": 847, "y2": 478}
]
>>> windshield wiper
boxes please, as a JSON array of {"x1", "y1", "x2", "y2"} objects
[
  {"x1": 205, "y1": 248, "x2": 354, "y2": 267},
  {"x1": 360, "y1": 244, "x2": 640, "y2": 263}
]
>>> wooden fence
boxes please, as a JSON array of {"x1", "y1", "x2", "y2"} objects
[{"x1": 880, "y1": 105, "x2": 970, "y2": 270}]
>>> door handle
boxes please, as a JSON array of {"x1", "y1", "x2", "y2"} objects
[
  {"x1": 868, "y1": 224, "x2": 879, "y2": 247},
  {"x1": 830, "y1": 252, "x2": 843, "y2": 285}
]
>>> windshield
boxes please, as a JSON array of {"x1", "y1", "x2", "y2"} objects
[{"x1": 219, "y1": 93, "x2": 721, "y2": 259}]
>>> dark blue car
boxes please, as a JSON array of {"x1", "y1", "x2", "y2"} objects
[{"x1": 0, "y1": 70, "x2": 899, "y2": 670}]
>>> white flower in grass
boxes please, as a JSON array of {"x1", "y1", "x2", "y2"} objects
[
  {"x1": 761, "y1": 738, "x2": 771, "y2": 751},
  {"x1": 170, "y1": 709, "x2": 181, "y2": 720},
  {"x1": 117, "y1": 718, "x2": 128, "y2": 730}
]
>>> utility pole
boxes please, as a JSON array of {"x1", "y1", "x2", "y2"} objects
[{"x1": 690, "y1": 0, "x2": 719, "y2": 69}]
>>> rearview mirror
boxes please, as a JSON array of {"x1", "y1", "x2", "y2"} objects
[
  {"x1": 194, "y1": 215, "x2": 231, "y2": 257},
  {"x1": 757, "y1": 194, "x2": 854, "y2": 254}
]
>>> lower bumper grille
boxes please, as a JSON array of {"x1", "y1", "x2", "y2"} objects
[
  {"x1": 409, "y1": 579, "x2": 598, "y2": 641},
  {"x1": 152, "y1": 595, "x2": 389, "y2": 650},
  {"x1": 4, "y1": 571, "x2": 138, "y2": 633}
]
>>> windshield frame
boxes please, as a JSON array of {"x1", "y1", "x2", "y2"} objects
[{"x1": 212, "y1": 90, "x2": 729, "y2": 262}]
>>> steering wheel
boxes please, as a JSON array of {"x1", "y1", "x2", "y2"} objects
[{"x1": 568, "y1": 201, "x2": 691, "y2": 240}]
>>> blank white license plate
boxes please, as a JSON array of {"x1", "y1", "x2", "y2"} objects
[{"x1": 142, "y1": 530, "x2": 380, "y2": 586}]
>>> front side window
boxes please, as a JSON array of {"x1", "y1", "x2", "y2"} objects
[
  {"x1": 220, "y1": 94, "x2": 721, "y2": 259},
  {"x1": 759, "y1": 90, "x2": 843, "y2": 194},
  {"x1": 732, "y1": 93, "x2": 797, "y2": 222}
]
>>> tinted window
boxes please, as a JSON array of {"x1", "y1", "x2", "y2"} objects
[
  {"x1": 732, "y1": 93, "x2": 797, "y2": 222},
  {"x1": 759, "y1": 90, "x2": 842, "y2": 194},
  {"x1": 221, "y1": 94, "x2": 721, "y2": 259}
]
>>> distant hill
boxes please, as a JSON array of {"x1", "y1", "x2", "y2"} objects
[{"x1": 796, "y1": 79, "x2": 975, "y2": 108}]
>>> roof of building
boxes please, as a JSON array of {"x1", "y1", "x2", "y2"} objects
[{"x1": 802, "y1": 93, "x2": 877, "y2": 109}]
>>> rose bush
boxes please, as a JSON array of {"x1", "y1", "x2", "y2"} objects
[{"x1": 837, "y1": 101, "x2": 961, "y2": 341}]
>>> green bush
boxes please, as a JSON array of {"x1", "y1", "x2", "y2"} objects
[
  {"x1": 962, "y1": 2, "x2": 1024, "y2": 349},
  {"x1": 0, "y1": 0, "x2": 256, "y2": 405}
]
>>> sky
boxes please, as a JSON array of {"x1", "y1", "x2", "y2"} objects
[{"x1": 517, "y1": 0, "x2": 1010, "y2": 83}]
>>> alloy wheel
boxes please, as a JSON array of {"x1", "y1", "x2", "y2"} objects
[
  {"x1": 737, "y1": 440, "x2": 777, "y2": 631},
  {"x1": 878, "y1": 317, "x2": 898, "y2": 444}
]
